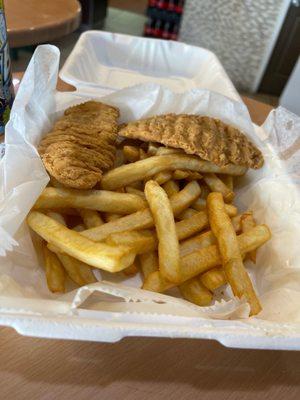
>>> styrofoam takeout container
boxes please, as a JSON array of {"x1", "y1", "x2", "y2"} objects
[
  {"x1": 60, "y1": 31, "x2": 241, "y2": 101},
  {"x1": 1, "y1": 39, "x2": 300, "y2": 350}
]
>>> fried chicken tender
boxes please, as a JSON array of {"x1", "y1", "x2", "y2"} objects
[
  {"x1": 39, "y1": 101, "x2": 119, "y2": 189},
  {"x1": 119, "y1": 114, "x2": 263, "y2": 169}
]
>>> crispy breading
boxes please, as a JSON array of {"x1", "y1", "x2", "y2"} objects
[
  {"x1": 119, "y1": 114, "x2": 263, "y2": 169},
  {"x1": 39, "y1": 101, "x2": 119, "y2": 189}
]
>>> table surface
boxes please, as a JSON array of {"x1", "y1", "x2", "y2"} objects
[
  {"x1": 2, "y1": 75, "x2": 294, "y2": 400},
  {"x1": 5, "y1": 0, "x2": 81, "y2": 48}
]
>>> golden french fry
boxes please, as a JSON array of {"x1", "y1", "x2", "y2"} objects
[
  {"x1": 241, "y1": 211, "x2": 257, "y2": 263},
  {"x1": 81, "y1": 181, "x2": 201, "y2": 241},
  {"x1": 162, "y1": 180, "x2": 180, "y2": 197},
  {"x1": 34, "y1": 187, "x2": 147, "y2": 214},
  {"x1": 49, "y1": 247, "x2": 96, "y2": 286},
  {"x1": 125, "y1": 186, "x2": 146, "y2": 199},
  {"x1": 153, "y1": 171, "x2": 173, "y2": 185},
  {"x1": 180, "y1": 231, "x2": 216, "y2": 257},
  {"x1": 42, "y1": 243, "x2": 65, "y2": 293},
  {"x1": 177, "y1": 208, "x2": 199, "y2": 220},
  {"x1": 139, "y1": 251, "x2": 158, "y2": 279},
  {"x1": 104, "y1": 213, "x2": 121, "y2": 222},
  {"x1": 27, "y1": 211, "x2": 135, "y2": 272},
  {"x1": 200, "y1": 267, "x2": 227, "y2": 291},
  {"x1": 231, "y1": 214, "x2": 242, "y2": 233},
  {"x1": 179, "y1": 278, "x2": 213, "y2": 306},
  {"x1": 101, "y1": 154, "x2": 247, "y2": 190},
  {"x1": 175, "y1": 211, "x2": 209, "y2": 240},
  {"x1": 173, "y1": 169, "x2": 190, "y2": 180},
  {"x1": 191, "y1": 198, "x2": 207, "y2": 211},
  {"x1": 45, "y1": 212, "x2": 99, "y2": 285},
  {"x1": 73, "y1": 224, "x2": 86, "y2": 232},
  {"x1": 192, "y1": 198, "x2": 237, "y2": 216},
  {"x1": 78, "y1": 209, "x2": 104, "y2": 229},
  {"x1": 145, "y1": 180, "x2": 180, "y2": 283},
  {"x1": 129, "y1": 180, "x2": 144, "y2": 190},
  {"x1": 143, "y1": 224, "x2": 271, "y2": 292},
  {"x1": 139, "y1": 148, "x2": 148, "y2": 160},
  {"x1": 123, "y1": 261, "x2": 139, "y2": 276},
  {"x1": 199, "y1": 184, "x2": 210, "y2": 199},
  {"x1": 186, "y1": 171, "x2": 203, "y2": 181},
  {"x1": 147, "y1": 142, "x2": 160, "y2": 156},
  {"x1": 207, "y1": 192, "x2": 262, "y2": 315},
  {"x1": 46, "y1": 207, "x2": 79, "y2": 216},
  {"x1": 123, "y1": 145, "x2": 140, "y2": 162},
  {"x1": 203, "y1": 173, "x2": 234, "y2": 203},
  {"x1": 219, "y1": 174, "x2": 234, "y2": 191},
  {"x1": 156, "y1": 147, "x2": 183, "y2": 156},
  {"x1": 107, "y1": 230, "x2": 157, "y2": 254}
]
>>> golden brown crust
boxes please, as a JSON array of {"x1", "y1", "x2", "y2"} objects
[
  {"x1": 39, "y1": 101, "x2": 119, "y2": 189},
  {"x1": 119, "y1": 114, "x2": 263, "y2": 169}
]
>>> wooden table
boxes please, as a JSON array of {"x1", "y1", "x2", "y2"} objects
[
  {"x1": 2, "y1": 75, "x2": 296, "y2": 400},
  {"x1": 5, "y1": 0, "x2": 81, "y2": 48}
]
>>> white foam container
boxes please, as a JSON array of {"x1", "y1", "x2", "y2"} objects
[
  {"x1": 1, "y1": 36, "x2": 300, "y2": 350},
  {"x1": 60, "y1": 31, "x2": 241, "y2": 101}
]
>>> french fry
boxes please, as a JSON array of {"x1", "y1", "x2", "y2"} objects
[
  {"x1": 219, "y1": 174, "x2": 234, "y2": 191},
  {"x1": 123, "y1": 145, "x2": 140, "y2": 162},
  {"x1": 200, "y1": 267, "x2": 227, "y2": 291},
  {"x1": 231, "y1": 214, "x2": 243, "y2": 233},
  {"x1": 42, "y1": 243, "x2": 65, "y2": 293},
  {"x1": 199, "y1": 184, "x2": 210, "y2": 199},
  {"x1": 203, "y1": 173, "x2": 234, "y2": 203},
  {"x1": 162, "y1": 180, "x2": 180, "y2": 197},
  {"x1": 34, "y1": 187, "x2": 147, "y2": 214},
  {"x1": 191, "y1": 198, "x2": 207, "y2": 211},
  {"x1": 179, "y1": 278, "x2": 213, "y2": 306},
  {"x1": 73, "y1": 224, "x2": 86, "y2": 232},
  {"x1": 78, "y1": 209, "x2": 104, "y2": 229},
  {"x1": 177, "y1": 208, "x2": 199, "y2": 220},
  {"x1": 156, "y1": 147, "x2": 183, "y2": 156},
  {"x1": 139, "y1": 251, "x2": 158, "y2": 278},
  {"x1": 175, "y1": 211, "x2": 209, "y2": 240},
  {"x1": 153, "y1": 171, "x2": 173, "y2": 185},
  {"x1": 192, "y1": 198, "x2": 237, "y2": 216},
  {"x1": 186, "y1": 171, "x2": 203, "y2": 181},
  {"x1": 27, "y1": 211, "x2": 135, "y2": 272},
  {"x1": 104, "y1": 213, "x2": 121, "y2": 222},
  {"x1": 123, "y1": 260, "x2": 139, "y2": 276},
  {"x1": 45, "y1": 212, "x2": 97, "y2": 285},
  {"x1": 139, "y1": 148, "x2": 148, "y2": 160},
  {"x1": 125, "y1": 186, "x2": 146, "y2": 199},
  {"x1": 173, "y1": 169, "x2": 190, "y2": 180},
  {"x1": 178, "y1": 218, "x2": 239, "y2": 257},
  {"x1": 145, "y1": 180, "x2": 180, "y2": 283},
  {"x1": 129, "y1": 180, "x2": 144, "y2": 190},
  {"x1": 180, "y1": 231, "x2": 216, "y2": 257},
  {"x1": 101, "y1": 154, "x2": 247, "y2": 190},
  {"x1": 81, "y1": 181, "x2": 201, "y2": 241},
  {"x1": 207, "y1": 192, "x2": 262, "y2": 315},
  {"x1": 142, "y1": 225, "x2": 271, "y2": 292},
  {"x1": 107, "y1": 230, "x2": 157, "y2": 254},
  {"x1": 241, "y1": 211, "x2": 257, "y2": 263},
  {"x1": 48, "y1": 246, "x2": 96, "y2": 286},
  {"x1": 147, "y1": 142, "x2": 160, "y2": 156}
]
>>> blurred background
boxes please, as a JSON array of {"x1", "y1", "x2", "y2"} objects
[{"x1": 7, "y1": 0, "x2": 300, "y2": 114}]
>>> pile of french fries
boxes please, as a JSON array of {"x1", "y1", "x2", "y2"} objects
[{"x1": 28, "y1": 141, "x2": 271, "y2": 315}]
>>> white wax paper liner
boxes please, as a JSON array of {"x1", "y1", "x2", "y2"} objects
[{"x1": 0, "y1": 45, "x2": 300, "y2": 324}]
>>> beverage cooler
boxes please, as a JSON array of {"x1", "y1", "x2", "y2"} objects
[{"x1": 144, "y1": 0, "x2": 185, "y2": 40}]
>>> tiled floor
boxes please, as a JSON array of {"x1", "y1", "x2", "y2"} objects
[{"x1": 11, "y1": 6, "x2": 278, "y2": 107}]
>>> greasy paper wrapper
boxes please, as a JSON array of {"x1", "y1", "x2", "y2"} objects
[{"x1": 0, "y1": 46, "x2": 300, "y2": 338}]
